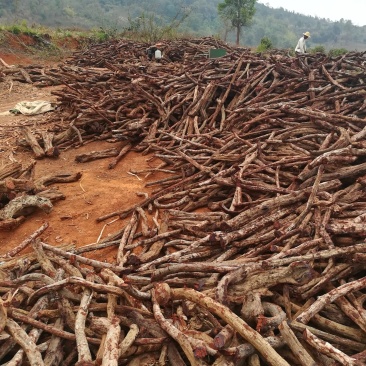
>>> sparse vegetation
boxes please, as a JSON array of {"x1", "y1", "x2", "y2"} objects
[
  {"x1": 90, "y1": 27, "x2": 119, "y2": 42},
  {"x1": 123, "y1": 9, "x2": 192, "y2": 43},
  {"x1": 2, "y1": 20, "x2": 40, "y2": 36}
]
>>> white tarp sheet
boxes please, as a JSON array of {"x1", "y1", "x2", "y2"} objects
[
  {"x1": 0, "y1": 100, "x2": 55, "y2": 116},
  {"x1": 12, "y1": 100, "x2": 55, "y2": 115}
]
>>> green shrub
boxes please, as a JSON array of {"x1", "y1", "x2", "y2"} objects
[
  {"x1": 257, "y1": 37, "x2": 272, "y2": 53},
  {"x1": 9, "y1": 24, "x2": 22, "y2": 34},
  {"x1": 55, "y1": 29, "x2": 73, "y2": 38},
  {"x1": 328, "y1": 48, "x2": 348, "y2": 57},
  {"x1": 310, "y1": 45, "x2": 326, "y2": 54}
]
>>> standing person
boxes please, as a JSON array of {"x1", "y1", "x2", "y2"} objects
[{"x1": 295, "y1": 31, "x2": 310, "y2": 55}]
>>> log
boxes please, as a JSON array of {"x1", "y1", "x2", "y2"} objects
[{"x1": 21, "y1": 126, "x2": 45, "y2": 159}]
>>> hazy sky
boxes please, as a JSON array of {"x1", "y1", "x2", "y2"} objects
[{"x1": 257, "y1": 0, "x2": 366, "y2": 26}]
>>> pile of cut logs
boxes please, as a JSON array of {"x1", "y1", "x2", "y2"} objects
[{"x1": 1, "y1": 38, "x2": 366, "y2": 365}]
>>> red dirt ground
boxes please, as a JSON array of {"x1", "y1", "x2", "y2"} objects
[{"x1": 0, "y1": 50, "x2": 162, "y2": 261}]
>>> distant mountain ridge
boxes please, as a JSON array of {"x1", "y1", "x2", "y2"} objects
[{"x1": 0, "y1": 0, "x2": 364, "y2": 51}]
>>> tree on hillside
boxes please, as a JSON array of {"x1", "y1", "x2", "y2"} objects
[{"x1": 217, "y1": 0, "x2": 256, "y2": 45}]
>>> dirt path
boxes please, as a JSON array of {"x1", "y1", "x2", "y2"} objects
[{"x1": 0, "y1": 56, "x2": 162, "y2": 260}]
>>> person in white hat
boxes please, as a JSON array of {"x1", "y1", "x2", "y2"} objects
[{"x1": 295, "y1": 31, "x2": 310, "y2": 54}]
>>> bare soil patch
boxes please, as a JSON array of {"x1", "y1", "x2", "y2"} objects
[{"x1": 0, "y1": 55, "x2": 158, "y2": 261}]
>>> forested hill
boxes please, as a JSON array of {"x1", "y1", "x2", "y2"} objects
[{"x1": 0, "y1": 0, "x2": 365, "y2": 51}]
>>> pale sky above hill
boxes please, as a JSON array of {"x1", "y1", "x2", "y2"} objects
[{"x1": 257, "y1": 0, "x2": 366, "y2": 26}]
